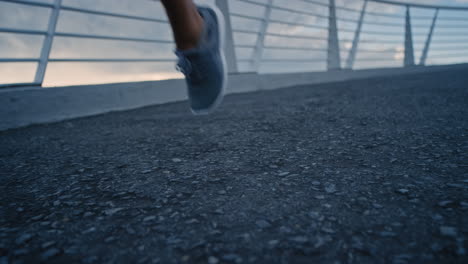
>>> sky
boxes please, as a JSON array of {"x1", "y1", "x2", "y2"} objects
[{"x1": 0, "y1": 0, "x2": 467, "y2": 87}]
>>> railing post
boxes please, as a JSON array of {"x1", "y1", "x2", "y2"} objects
[
  {"x1": 215, "y1": 0, "x2": 238, "y2": 74},
  {"x1": 404, "y1": 5, "x2": 415, "y2": 67},
  {"x1": 252, "y1": 0, "x2": 273, "y2": 72},
  {"x1": 34, "y1": 0, "x2": 62, "y2": 86},
  {"x1": 346, "y1": 0, "x2": 367, "y2": 69},
  {"x1": 419, "y1": 8, "x2": 438, "y2": 66},
  {"x1": 327, "y1": 0, "x2": 341, "y2": 70}
]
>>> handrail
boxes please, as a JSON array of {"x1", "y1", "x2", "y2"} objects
[{"x1": 370, "y1": 0, "x2": 468, "y2": 10}]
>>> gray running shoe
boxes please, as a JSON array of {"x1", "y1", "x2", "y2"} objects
[{"x1": 175, "y1": 5, "x2": 227, "y2": 115}]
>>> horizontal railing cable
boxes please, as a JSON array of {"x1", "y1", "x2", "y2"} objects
[
  {"x1": 59, "y1": 5, "x2": 168, "y2": 24},
  {"x1": 264, "y1": 46, "x2": 327, "y2": 51},
  {"x1": 48, "y1": 58, "x2": 175, "y2": 63},
  {"x1": 236, "y1": 0, "x2": 329, "y2": 19},
  {"x1": 429, "y1": 53, "x2": 468, "y2": 58},
  {"x1": 265, "y1": 32, "x2": 327, "y2": 40},
  {"x1": 370, "y1": 0, "x2": 468, "y2": 11},
  {"x1": 236, "y1": 44, "x2": 256, "y2": 48},
  {"x1": 230, "y1": 13, "x2": 264, "y2": 21},
  {"x1": 0, "y1": 58, "x2": 40, "y2": 62},
  {"x1": 0, "y1": 0, "x2": 53, "y2": 8},
  {"x1": 0, "y1": 27, "x2": 47, "y2": 35},
  {"x1": 268, "y1": 19, "x2": 329, "y2": 30},
  {"x1": 232, "y1": 29, "x2": 260, "y2": 35},
  {"x1": 296, "y1": 0, "x2": 330, "y2": 8},
  {"x1": 54, "y1": 32, "x2": 173, "y2": 43},
  {"x1": 234, "y1": 0, "x2": 268, "y2": 7},
  {"x1": 262, "y1": 58, "x2": 326, "y2": 62},
  {"x1": 355, "y1": 58, "x2": 401, "y2": 61}
]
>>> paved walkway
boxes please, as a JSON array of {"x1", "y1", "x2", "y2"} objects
[{"x1": 1, "y1": 68, "x2": 467, "y2": 264}]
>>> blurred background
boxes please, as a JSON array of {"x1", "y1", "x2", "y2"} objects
[{"x1": 1, "y1": 0, "x2": 467, "y2": 87}]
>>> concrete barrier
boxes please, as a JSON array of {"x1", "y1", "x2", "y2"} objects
[{"x1": 1, "y1": 63, "x2": 467, "y2": 131}]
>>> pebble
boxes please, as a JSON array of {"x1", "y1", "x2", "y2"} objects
[
  {"x1": 438, "y1": 200, "x2": 455, "y2": 207},
  {"x1": 58, "y1": 195, "x2": 72, "y2": 200},
  {"x1": 322, "y1": 227, "x2": 335, "y2": 234},
  {"x1": 105, "y1": 236, "x2": 117, "y2": 243},
  {"x1": 393, "y1": 254, "x2": 413, "y2": 264},
  {"x1": 41, "y1": 241, "x2": 56, "y2": 249},
  {"x1": 31, "y1": 214, "x2": 44, "y2": 221},
  {"x1": 15, "y1": 233, "x2": 33, "y2": 245},
  {"x1": 308, "y1": 211, "x2": 320, "y2": 219},
  {"x1": 395, "y1": 189, "x2": 409, "y2": 195},
  {"x1": 372, "y1": 203, "x2": 383, "y2": 209},
  {"x1": 324, "y1": 183, "x2": 337, "y2": 193},
  {"x1": 208, "y1": 256, "x2": 219, "y2": 264},
  {"x1": 379, "y1": 231, "x2": 397, "y2": 237},
  {"x1": 104, "y1": 208, "x2": 124, "y2": 216},
  {"x1": 446, "y1": 183, "x2": 464, "y2": 189},
  {"x1": 279, "y1": 226, "x2": 292, "y2": 234},
  {"x1": 432, "y1": 214, "x2": 443, "y2": 221},
  {"x1": 143, "y1": 216, "x2": 157, "y2": 222},
  {"x1": 126, "y1": 226, "x2": 136, "y2": 234},
  {"x1": 351, "y1": 236, "x2": 365, "y2": 250},
  {"x1": 289, "y1": 236, "x2": 308, "y2": 243},
  {"x1": 222, "y1": 254, "x2": 242, "y2": 263},
  {"x1": 268, "y1": 240, "x2": 279, "y2": 247},
  {"x1": 255, "y1": 220, "x2": 271, "y2": 229},
  {"x1": 439, "y1": 226, "x2": 457, "y2": 237},
  {"x1": 82, "y1": 227, "x2": 96, "y2": 234},
  {"x1": 41, "y1": 248, "x2": 60, "y2": 260},
  {"x1": 84, "y1": 212, "x2": 94, "y2": 217},
  {"x1": 64, "y1": 246, "x2": 79, "y2": 254}
]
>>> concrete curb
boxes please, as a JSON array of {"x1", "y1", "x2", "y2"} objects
[{"x1": 1, "y1": 64, "x2": 467, "y2": 131}]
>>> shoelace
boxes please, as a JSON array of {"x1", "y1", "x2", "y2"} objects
[
  {"x1": 175, "y1": 53, "x2": 192, "y2": 77},
  {"x1": 175, "y1": 52, "x2": 206, "y2": 84}
]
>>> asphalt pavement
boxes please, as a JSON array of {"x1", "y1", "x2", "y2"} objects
[{"x1": 1, "y1": 68, "x2": 467, "y2": 263}]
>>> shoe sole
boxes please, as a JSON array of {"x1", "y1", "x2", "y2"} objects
[{"x1": 191, "y1": 3, "x2": 228, "y2": 115}]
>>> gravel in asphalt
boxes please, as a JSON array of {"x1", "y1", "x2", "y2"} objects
[{"x1": 1, "y1": 68, "x2": 468, "y2": 263}]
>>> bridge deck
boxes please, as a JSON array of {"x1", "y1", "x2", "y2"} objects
[{"x1": 1, "y1": 68, "x2": 467, "y2": 263}]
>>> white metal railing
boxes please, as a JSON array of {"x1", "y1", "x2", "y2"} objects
[
  {"x1": 231, "y1": 0, "x2": 468, "y2": 72},
  {"x1": 1, "y1": 0, "x2": 468, "y2": 88}
]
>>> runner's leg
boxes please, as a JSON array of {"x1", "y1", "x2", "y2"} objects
[{"x1": 161, "y1": 0, "x2": 204, "y2": 50}]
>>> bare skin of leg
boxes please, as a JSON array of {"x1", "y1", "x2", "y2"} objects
[{"x1": 161, "y1": 0, "x2": 204, "y2": 51}]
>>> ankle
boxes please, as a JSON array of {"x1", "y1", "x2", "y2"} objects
[
  {"x1": 175, "y1": 12, "x2": 204, "y2": 50},
  {"x1": 176, "y1": 33, "x2": 203, "y2": 50}
]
